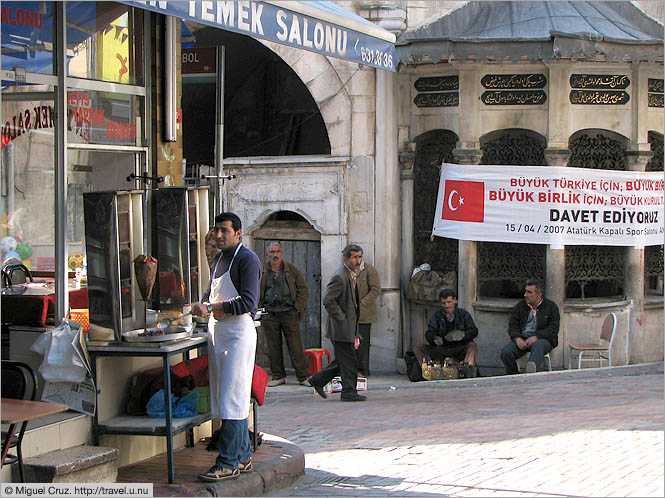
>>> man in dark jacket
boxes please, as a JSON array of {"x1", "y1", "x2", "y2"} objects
[
  {"x1": 414, "y1": 288, "x2": 478, "y2": 368},
  {"x1": 308, "y1": 244, "x2": 365, "y2": 402},
  {"x1": 500, "y1": 279, "x2": 560, "y2": 374},
  {"x1": 259, "y1": 242, "x2": 311, "y2": 387}
]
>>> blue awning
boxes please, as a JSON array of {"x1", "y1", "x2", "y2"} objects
[{"x1": 118, "y1": 1, "x2": 396, "y2": 71}]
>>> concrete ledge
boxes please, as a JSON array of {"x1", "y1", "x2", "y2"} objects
[
  {"x1": 194, "y1": 435, "x2": 304, "y2": 497},
  {"x1": 410, "y1": 362, "x2": 665, "y2": 391},
  {"x1": 23, "y1": 445, "x2": 118, "y2": 483}
]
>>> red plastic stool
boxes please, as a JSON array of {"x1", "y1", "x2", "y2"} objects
[{"x1": 304, "y1": 348, "x2": 331, "y2": 375}]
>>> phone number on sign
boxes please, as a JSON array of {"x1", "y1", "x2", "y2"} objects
[{"x1": 360, "y1": 47, "x2": 394, "y2": 70}]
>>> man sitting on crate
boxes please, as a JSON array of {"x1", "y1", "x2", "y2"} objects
[{"x1": 413, "y1": 288, "x2": 478, "y2": 376}]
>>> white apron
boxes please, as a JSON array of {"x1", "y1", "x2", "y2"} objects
[{"x1": 207, "y1": 244, "x2": 257, "y2": 420}]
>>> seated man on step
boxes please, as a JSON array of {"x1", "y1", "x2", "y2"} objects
[
  {"x1": 414, "y1": 288, "x2": 478, "y2": 373},
  {"x1": 500, "y1": 278, "x2": 560, "y2": 374}
]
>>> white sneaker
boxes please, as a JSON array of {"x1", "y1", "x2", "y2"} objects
[
  {"x1": 267, "y1": 378, "x2": 285, "y2": 387},
  {"x1": 525, "y1": 361, "x2": 537, "y2": 374}
]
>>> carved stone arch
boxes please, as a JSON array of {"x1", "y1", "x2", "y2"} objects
[
  {"x1": 480, "y1": 128, "x2": 547, "y2": 166},
  {"x1": 245, "y1": 209, "x2": 323, "y2": 239},
  {"x1": 566, "y1": 128, "x2": 628, "y2": 299},
  {"x1": 478, "y1": 128, "x2": 547, "y2": 298},
  {"x1": 259, "y1": 40, "x2": 352, "y2": 157},
  {"x1": 568, "y1": 129, "x2": 629, "y2": 170},
  {"x1": 647, "y1": 131, "x2": 663, "y2": 172},
  {"x1": 413, "y1": 129, "x2": 459, "y2": 275}
]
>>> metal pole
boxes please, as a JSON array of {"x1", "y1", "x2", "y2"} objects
[
  {"x1": 214, "y1": 46, "x2": 225, "y2": 217},
  {"x1": 55, "y1": 3, "x2": 69, "y2": 320},
  {"x1": 164, "y1": 16, "x2": 177, "y2": 142}
]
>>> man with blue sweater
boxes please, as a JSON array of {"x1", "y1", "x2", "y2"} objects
[{"x1": 193, "y1": 212, "x2": 262, "y2": 482}]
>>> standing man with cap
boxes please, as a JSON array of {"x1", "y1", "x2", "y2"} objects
[
  {"x1": 192, "y1": 212, "x2": 262, "y2": 482},
  {"x1": 307, "y1": 244, "x2": 365, "y2": 402},
  {"x1": 259, "y1": 242, "x2": 311, "y2": 387}
]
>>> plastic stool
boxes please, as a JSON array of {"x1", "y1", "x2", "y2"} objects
[{"x1": 304, "y1": 348, "x2": 331, "y2": 375}]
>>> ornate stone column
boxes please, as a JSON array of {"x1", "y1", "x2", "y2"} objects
[
  {"x1": 452, "y1": 148, "x2": 482, "y2": 311},
  {"x1": 625, "y1": 151, "x2": 652, "y2": 364},
  {"x1": 543, "y1": 148, "x2": 570, "y2": 368},
  {"x1": 375, "y1": 69, "x2": 401, "y2": 371}
]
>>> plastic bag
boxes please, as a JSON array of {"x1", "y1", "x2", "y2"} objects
[
  {"x1": 30, "y1": 319, "x2": 87, "y2": 383},
  {"x1": 146, "y1": 389, "x2": 200, "y2": 418}
]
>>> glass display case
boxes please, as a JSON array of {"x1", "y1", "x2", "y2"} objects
[
  {"x1": 153, "y1": 187, "x2": 209, "y2": 312},
  {"x1": 83, "y1": 190, "x2": 144, "y2": 341}
]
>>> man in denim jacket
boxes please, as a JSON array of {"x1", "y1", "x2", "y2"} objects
[{"x1": 414, "y1": 288, "x2": 478, "y2": 368}]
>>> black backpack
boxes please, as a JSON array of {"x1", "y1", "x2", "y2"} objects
[{"x1": 404, "y1": 351, "x2": 425, "y2": 382}]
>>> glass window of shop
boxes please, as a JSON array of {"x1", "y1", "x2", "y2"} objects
[{"x1": 2, "y1": 2, "x2": 147, "y2": 323}]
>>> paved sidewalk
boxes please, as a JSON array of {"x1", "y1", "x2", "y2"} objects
[{"x1": 261, "y1": 363, "x2": 664, "y2": 497}]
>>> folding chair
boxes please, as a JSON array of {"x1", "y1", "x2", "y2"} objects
[{"x1": 568, "y1": 312, "x2": 617, "y2": 369}]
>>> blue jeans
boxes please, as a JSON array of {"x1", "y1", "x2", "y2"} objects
[
  {"x1": 501, "y1": 338, "x2": 552, "y2": 374},
  {"x1": 215, "y1": 418, "x2": 251, "y2": 469}
]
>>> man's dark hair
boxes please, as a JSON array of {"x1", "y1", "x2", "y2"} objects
[
  {"x1": 342, "y1": 244, "x2": 363, "y2": 258},
  {"x1": 214, "y1": 212, "x2": 242, "y2": 231},
  {"x1": 439, "y1": 288, "x2": 456, "y2": 300},
  {"x1": 525, "y1": 278, "x2": 544, "y2": 295}
]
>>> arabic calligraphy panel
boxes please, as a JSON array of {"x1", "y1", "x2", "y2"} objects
[
  {"x1": 480, "y1": 90, "x2": 547, "y2": 106},
  {"x1": 413, "y1": 92, "x2": 459, "y2": 108},
  {"x1": 648, "y1": 93, "x2": 664, "y2": 108},
  {"x1": 480, "y1": 74, "x2": 546, "y2": 89},
  {"x1": 414, "y1": 76, "x2": 459, "y2": 92},
  {"x1": 648, "y1": 78, "x2": 664, "y2": 93},
  {"x1": 569, "y1": 90, "x2": 629, "y2": 105},
  {"x1": 569, "y1": 74, "x2": 630, "y2": 90}
]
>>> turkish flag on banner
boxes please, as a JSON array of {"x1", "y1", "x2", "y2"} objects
[{"x1": 441, "y1": 180, "x2": 485, "y2": 222}]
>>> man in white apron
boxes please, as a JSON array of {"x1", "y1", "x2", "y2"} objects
[{"x1": 192, "y1": 212, "x2": 262, "y2": 482}]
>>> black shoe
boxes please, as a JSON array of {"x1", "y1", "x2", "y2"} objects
[
  {"x1": 308, "y1": 376, "x2": 327, "y2": 399},
  {"x1": 358, "y1": 370, "x2": 369, "y2": 377},
  {"x1": 341, "y1": 394, "x2": 367, "y2": 402}
]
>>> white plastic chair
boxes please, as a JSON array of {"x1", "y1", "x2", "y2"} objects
[{"x1": 568, "y1": 312, "x2": 617, "y2": 369}]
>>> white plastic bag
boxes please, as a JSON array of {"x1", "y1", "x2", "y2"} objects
[{"x1": 30, "y1": 319, "x2": 87, "y2": 383}]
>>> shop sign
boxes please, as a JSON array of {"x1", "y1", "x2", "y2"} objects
[
  {"x1": 432, "y1": 163, "x2": 664, "y2": 248},
  {"x1": 118, "y1": 1, "x2": 396, "y2": 71},
  {"x1": 481, "y1": 74, "x2": 546, "y2": 89},
  {"x1": 414, "y1": 92, "x2": 459, "y2": 107},
  {"x1": 481, "y1": 90, "x2": 546, "y2": 105},
  {"x1": 414, "y1": 76, "x2": 458, "y2": 92},
  {"x1": 569, "y1": 90, "x2": 629, "y2": 105},
  {"x1": 648, "y1": 78, "x2": 663, "y2": 108},
  {"x1": 570, "y1": 74, "x2": 630, "y2": 89},
  {"x1": 182, "y1": 47, "x2": 216, "y2": 74}
]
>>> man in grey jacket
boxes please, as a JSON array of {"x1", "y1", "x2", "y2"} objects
[{"x1": 307, "y1": 244, "x2": 365, "y2": 402}]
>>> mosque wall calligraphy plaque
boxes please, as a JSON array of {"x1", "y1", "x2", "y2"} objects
[
  {"x1": 569, "y1": 90, "x2": 629, "y2": 105},
  {"x1": 481, "y1": 73, "x2": 546, "y2": 89},
  {"x1": 481, "y1": 90, "x2": 546, "y2": 105},
  {"x1": 414, "y1": 76, "x2": 459, "y2": 92},
  {"x1": 414, "y1": 92, "x2": 459, "y2": 107}
]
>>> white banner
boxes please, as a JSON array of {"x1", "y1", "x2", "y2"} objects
[{"x1": 433, "y1": 164, "x2": 664, "y2": 248}]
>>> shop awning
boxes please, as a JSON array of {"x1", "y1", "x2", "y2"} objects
[{"x1": 118, "y1": 1, "x2": 396, "y2": 71}]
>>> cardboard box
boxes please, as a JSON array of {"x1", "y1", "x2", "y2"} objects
[{"x1": 323, "y1": 376, "x2": 367, "y2": 393}]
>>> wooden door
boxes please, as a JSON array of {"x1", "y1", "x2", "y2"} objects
[{"x1": 254, "y1": 238, "x2": 321, "y2": 370}]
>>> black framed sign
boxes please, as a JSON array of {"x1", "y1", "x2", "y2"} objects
[
  {"x1": 648, "y1": 78, "x2": 664, "y2": 93},
  {"x1": 481, "y1": 74, "x2": 546, "y2": 89},
  {"x1": 414, "y1": 76, "x2": 459, "y2": 92},
  {"x1": 569, "y1": 90, "x2": 629, "y2": 105},
  {"x1": 481, "y1": 90, "x2": 546, "y2": 105},
  {"x1": 570, "y1": 74, "x2": 630, "y2": 89},
  {"x1": 648, "y1": 93, "x2": 664, "y2": 108},
  {"x1": 414, "y1": 92, "x2": 459, "y2": 107}
]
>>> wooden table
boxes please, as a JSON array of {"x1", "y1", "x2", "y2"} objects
[{"x1": 1, "y1": 398, "x2": 69, "y2": 466}]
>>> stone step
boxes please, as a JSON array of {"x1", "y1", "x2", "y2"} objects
[{"x1": 22, "y1": 445, "x2": 118, "y2": 483}]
